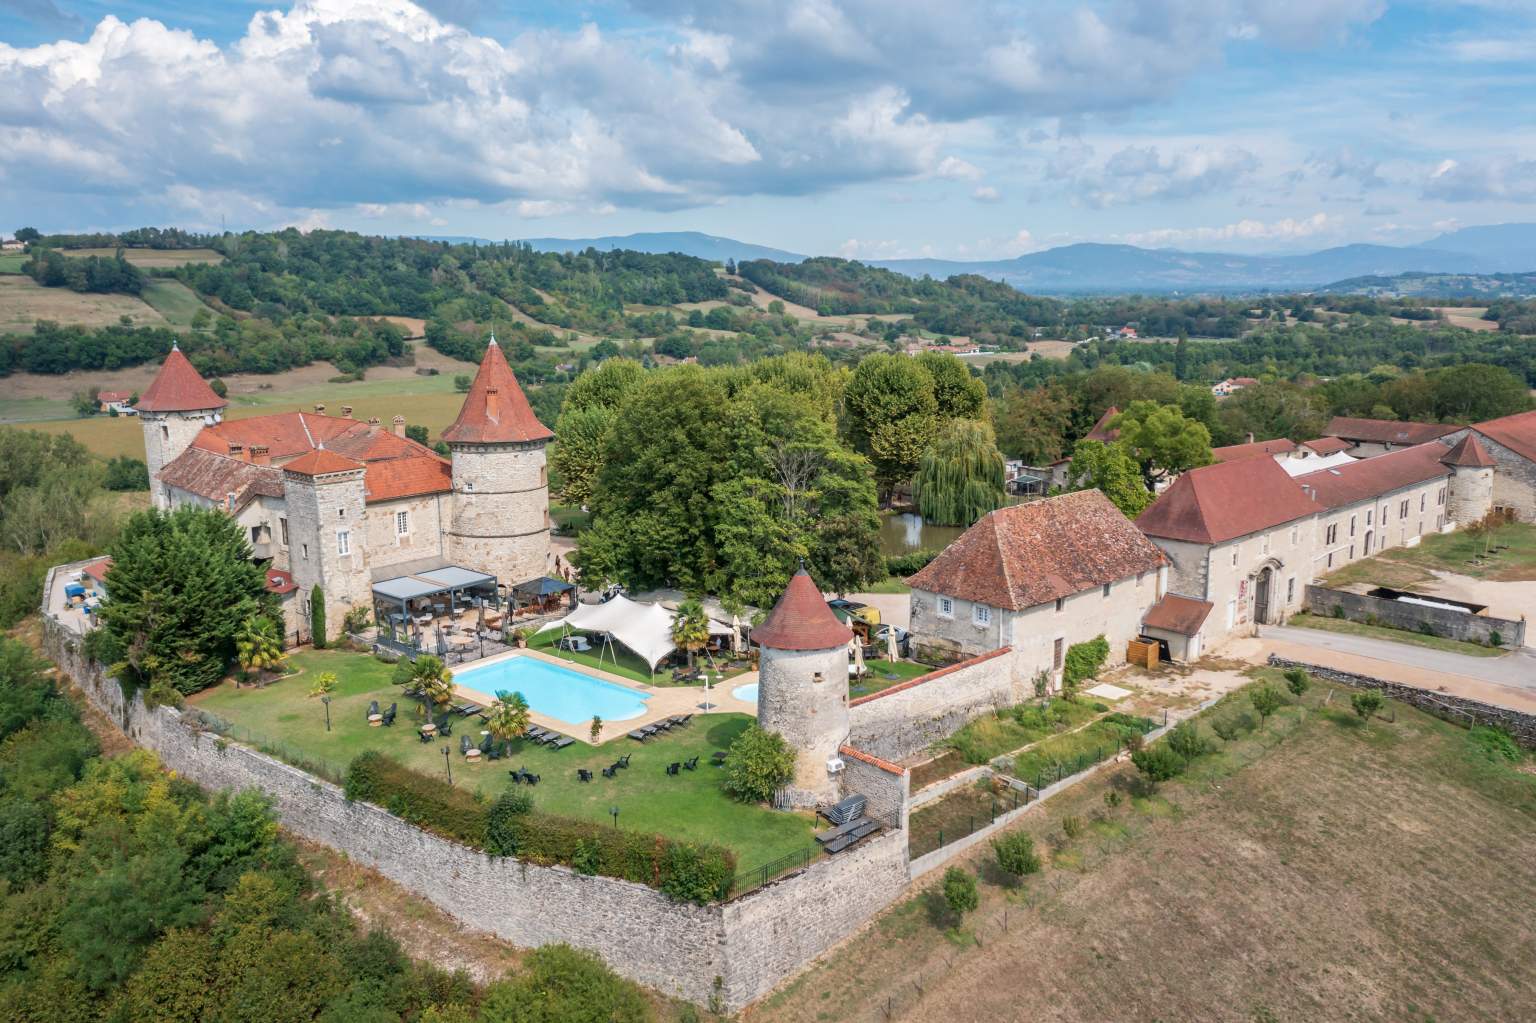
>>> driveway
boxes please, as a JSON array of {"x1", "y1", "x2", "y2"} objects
[{"x1": 1257, "y1": 624, "x2": 1536, "y2": 712}]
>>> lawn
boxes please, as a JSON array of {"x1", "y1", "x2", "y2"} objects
[
  {"x1": 941, "y1": 698, "x2": 1103, "y2": 765},
  {"x1": 757, "y1": 678, "x2": 1536, "y2": 1023},
  {"x1": 1326, "y1": 521, "x2": 1536, "y2": 586},
  {"x1": 0, "y1": 253, "x2": 25, "y2": 273},
  {"x1": 62, "y1": 246, "x2": 225, "y2": 267},
  {"x1": 192, "y1": 649, "x2": 816, "y2": 870},
  {"x1": 848, "y1": 658, "x2": 935, "y2": 699},
  {"x1": 1288, "y1": 610, "x2": 1506, "y2": 657}
]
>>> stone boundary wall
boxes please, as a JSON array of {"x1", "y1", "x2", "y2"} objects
[
  {"x1": 37, "y1": 564, "x2": 915, "y2": 1012},
  {"x1": 839, "y1": 745, "x2": 910, "y2": 830},
  {"x1": 847, "y1": 647, "x2": 1013, "y2": 762},
  {"x1": 1304, "y1": 585, "x2": 1525, "y2": 648},
  {"x1": 1267, "y1": 655, "x2": 1536, "y2": 747}
]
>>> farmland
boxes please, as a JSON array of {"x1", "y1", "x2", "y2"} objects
[
  {"x1": 0, "y1": 275, "x2": 165, "y2": 333},
  {"x1": 60, "y1": 246, "x2": 225, "y2": 267},
  {"x1": 757, "y1": 678, "x2": 1536, "y2": 1023}
]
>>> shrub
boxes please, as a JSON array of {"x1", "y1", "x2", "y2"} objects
[
  {"x1": 1166, "y1": 720, "x2": 1209, "y2": 761},
  {"x1": 308, "y1": 672, "x2": 337, "y2": 699},
  {"x1": 991, "y1": 831, "x2": 1042, "y2": 879},
  {"x1": 884, "y1": 548, "x2": 940, "y2": 577},
  {"x1": 941, "y1": 867, "x2": 978, "y2": 921},
  {"x1": 1211, "y1": 718, "x2": 1241, "y2": 742},
  {"x1": 344, "y1": 752, "x2": 486, "y2": 847},
  {"x1": 1131, "y1": 745, "x2": 1185, "y2": 791},
  {"x1": 484, "y1": 791, "x2": 535, "y2": 855},
  {"x1": 1063, "y1": 635, "x2": 1110, "y2": 688},
  {"x1": 478, "y1": 943, "x2": 652, "y2": 1023},
  {"x1": 1061, "y1": 815, "x2": 1083, "y2": 840},
  {"x1": 1249, "y1": 684, "x2": 1282, "y2": 727},
  {"x1": 1467, "y1": 725, "x2": 1522, "y2": 763},
  {"x1": 658, "y1": 843, "x2": 735, "y2": 905},
  {"x1": 1489, "y1": 630, "x2": 1503, "y2": 648},
  {"x1": 722, "y1": 725, "x2": 795, "y2": 804},
  {"x1": 1284, "y1": 668, "x2": 1310, "y2": 698},
  {"x1": 1104, "y1": 790, "x2": 1122, "y2": 809},
  {"x1": 1351, "y1": 690, "x2": 1383, "y2": 722},
  {"x1": 311, "y1": 585, "x2": 327, "y2": 649},
  {"x1": 342, "y1": 604, "x2": 372, "y2": 634}
]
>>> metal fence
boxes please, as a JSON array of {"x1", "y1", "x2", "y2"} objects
[
  {"x1": 729, "y1": 845, "x2": 819, "y2": 897},
  {"x1": 908, "y1": 784, "x2": 1038, "y2": 859}
]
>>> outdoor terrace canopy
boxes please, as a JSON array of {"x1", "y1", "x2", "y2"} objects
[
  {"x1": 372, "y1": 566, "x2": 499, "y2": 624},
  {"x1": 536, "y1": 594, "x2": 731, "y2": 672}
]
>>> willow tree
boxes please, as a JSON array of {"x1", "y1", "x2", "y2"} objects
[{"x1": 912, "y1": 419, "x2": 1005, "y2": 527}]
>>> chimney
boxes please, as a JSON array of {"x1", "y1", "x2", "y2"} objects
[
  {"x1": 1245, "y1": 432, "x2": 1254, "y2": 445},
  {"x1": 341, "y1": 405, "x2": 354, "y2": 419},
  {"x1": 250, "y1": 445, "x2": 270, "y2": 466},
  {"x1": 314, "y1": 403, "x2": 326, "y2": 415},
  {"x1": 227, "y1": 442, "x2": 244, "y2": 460},
  {"x1": 392, "y1": 414, "x2": 406, "y2": 438},
  {"x1": 485, "y1": 386, "x2": 500, "y2": 422},
  {"x1": 367, "y1": 416, "x2": 381, "y2": 430}
]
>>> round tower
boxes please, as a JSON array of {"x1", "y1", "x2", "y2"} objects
[
  {"x1": 753, "y1": 569, "x2": 854, "y2": 809},
  {"x1": 441, "y1": 338, "x2": 554, "y2": 586},
  {"x1": 137, "y1": 343, "x2": 228, "y2": 509},
  {"x1": 1440, "y1": 434, "x2": 1496, "y2": 526}
]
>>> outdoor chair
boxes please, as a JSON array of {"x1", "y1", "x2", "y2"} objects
[
  {"x1": 616, "y1": 754, "x2": 631, "y2": 769},
  {"x1": 627, "y1": 730, "x2": 649, "y2": 742},
  {"x1": 418, "y1": 729, "x2": 432, "y2": 744},
  {"x1": 509, "y1": 769, "x2": 522, "y2": 784},
  {"x1": 381, "y1": 703, "x2": 397, "y2": 727},
  {"x1": 459, "y1": 735, "x2": 472, "y2": 756},
  {"x1": 524, "y1": 772, "x2": 540, "y2": 785},
  {"x1": 486, "y1": 743, "x2": 501, "y2": 762},
  {"x1": 577, "y1": 768, "x2": 593, "y2": 782},
  {"x1": 479, "y1": 734, "x2": 494, "y2": 756},
  {"x1": 666, "y1": 762, "x2": 681, "y2": 776},
  {"x1": 683, "y1": 756, "x2": 699, "y2": 771},
  {"x1": 602, "y1": 765, "x2": 618, "y2": 779},
  {"x1": 367, "y1": 700, "x2": 380, "y2": 721}
]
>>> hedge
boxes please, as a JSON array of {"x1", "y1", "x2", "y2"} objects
[
  {"x1": 1063, "y1": 634, "x2": 1110, "y2": 688},
  {"x1": 343, "y1": 753, "x2": 736, "y2": 904}
]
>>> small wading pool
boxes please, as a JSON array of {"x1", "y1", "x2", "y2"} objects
[
  {"x1": 454, "y1": 655, "x2": 651, "y2": 725},
  {"x1": 732, "y1": 682, "x2": 759, "y2": 704}
]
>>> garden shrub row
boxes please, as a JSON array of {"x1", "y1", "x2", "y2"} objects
[
  {"x1": 1008, "y1": 712, "x2": 1156, "y2": 787},
  {"x1": 945, "y1": 697, "x2": 1101, "y2": 765},
  {"x1": 343, "y1": 752, "x2": 736, "y2": 904}
]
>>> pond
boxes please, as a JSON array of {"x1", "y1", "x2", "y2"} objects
[{"x1": 878, "y1": 512, "x2": 966, "y2": 556}]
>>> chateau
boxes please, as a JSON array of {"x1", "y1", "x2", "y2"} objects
[{"x1": 137, "y1": 339, "x2": 553, "y2": 636}]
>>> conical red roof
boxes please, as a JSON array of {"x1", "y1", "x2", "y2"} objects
[
  {"x1": 1440, "y1": 433, "x2": 1495, "y2": 468},
  {"x1": 136, "y1": 345, "x2": 227, "y2": 412},
  {"x1": 441, "y1": 339, "x2": 553, "y2": 444},
  {"x1": 753, "y1": 569, "x2": 853, "y2": 651}
]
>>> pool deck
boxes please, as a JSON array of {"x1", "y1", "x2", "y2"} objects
[{"x1": 450, "y1": 648, "x2": 757, "y2": 744}]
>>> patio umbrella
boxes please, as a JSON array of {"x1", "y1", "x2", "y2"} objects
[
  {"x1": 886, "y1": 624, "x2": 898, "y2": 663},
  {"x1": 852, "y1": 639, "x2": 865, "y2": 677},
  {"x1": 730, "y1": 615, "x2": 743, "y2": 656}
]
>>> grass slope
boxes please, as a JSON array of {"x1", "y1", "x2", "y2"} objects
[
  {"x1": 1289, "y1": 610, "x2": 1506, "y2": 657},
  {"x1": 757, "y1": 676, "x2": 1536, "y2": 1023},
  {"x1": 139, "y1": 279, "x2": 215, "y2": 326},
  {"x1": 1326, "y1": 522, "x2": 1536, "y2": 586},
  {"x1": 193, "y1": 649, "x2": 815, "y2": 868}
]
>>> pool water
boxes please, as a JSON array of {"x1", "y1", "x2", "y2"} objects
[
  {"x1": 732, "y1": 682, "x2": 759, "y2": 704},
  {"x1": 455, "y1": 656, "x2": 651, "y2": 725}
]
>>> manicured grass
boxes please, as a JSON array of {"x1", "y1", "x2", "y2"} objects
[
  {"x1": 859, "y1": 576, "x2": 912, "y2": 594},
  {"x1": 0, "y1": 253, "x2": 26, "y2": 274},
  {"x1": 550, "y1": 503, "x2": 591, "y2": 535},
  {"x1": 1288, "y1": 610, "x2": 1506, "y2": 657},
  {"x1": 0, "y1": 396, "x2": 76, "y2": 424},
  {"x1": 1328, "y1": 522, "x2": 1536, "y2": 585},
  {"x1": 848, "y1": 658, "x2": 935, "y2": 699},
  {"x1": 942, "y1": 698, "x2": 1103, "y2": 765},
  {"x1": 193, "y1": 649, "x2": 815, "y2": 868}
]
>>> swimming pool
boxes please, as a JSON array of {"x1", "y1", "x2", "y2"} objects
[
  {"x1": 731, "y1": 682, "x2": 759, "y2": 705},
  {"x1": 455, "y1": 656, "x2": 651, "y2": 725}
]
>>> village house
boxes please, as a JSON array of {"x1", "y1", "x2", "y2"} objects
[
  {"x1": 1440, "y1": 409, "x2": 1536, "y2": 522},
  {"x1": 1211, "y1": 376, "x2": 1259, "y2": 398},
  {"x1": 906, "y1": 490, "x2": 1168, "y2": 688},
  {"x1": 1323, "y1": 415, "x2": 1461, "y2": 457},
  {"x1": 137, "y1": 339, "x2": 553, "y2": 636},
  {"x1": 96, "y1": 390, "x2": 136, "y2": 414}
]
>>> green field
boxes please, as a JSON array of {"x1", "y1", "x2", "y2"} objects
[
  {"x1": 193, "y1": 649, "x2": 817, "y2": 869},
  {"x1": 1325, "y1": 521, "x2": 1536, "y2": 586},
  {"x1": 140, "y1": 279, "x2": 214, "y2": 326},
  {"x1": 63, "y1": 246, "x2": 225, "y2": 267},
  {"x1": 0, "y1": 396, "x2": 76, "y2": 424},
  {"x1": 0, "y1": 253, "x2": 25, "y2": 274}
]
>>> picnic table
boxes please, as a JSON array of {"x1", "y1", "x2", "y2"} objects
[{"x1": 419, "y1": 722, "x2": 437, "y2": 738}]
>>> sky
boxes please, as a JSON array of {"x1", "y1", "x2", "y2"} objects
[{"x1": 2, "y1": 0, "x2": 1534, "y2": 259}]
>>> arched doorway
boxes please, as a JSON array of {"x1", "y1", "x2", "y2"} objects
[{"x1": 1253, "y1": 567, "x2": 1273, "y2": 626}]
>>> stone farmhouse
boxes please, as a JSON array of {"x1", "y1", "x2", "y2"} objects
[
  {"x1": 905, "y1": 490, "x2": 1168, "y2": 687},
  {"x1": 137, "y1": 339, "x2": 553, "y2": 637}
]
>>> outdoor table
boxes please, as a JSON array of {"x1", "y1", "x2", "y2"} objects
[
  {"x1": 419, "y1": 723, "x2": 437, "y2": 738},
  {"x1": 465, "y1": 748, "x2": 482, "y2": 763},
  {"x1": 368, "y1": 713, "x2": 383, "y2": 727},
  {"x1": 449, "y1": 634, "x2": 475, "y2": 648}
]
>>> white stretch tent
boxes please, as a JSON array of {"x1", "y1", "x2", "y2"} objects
[{"x1": 536, "y1": 595, "x2": 731, "y2": 672}]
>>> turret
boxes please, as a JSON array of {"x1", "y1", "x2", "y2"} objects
[
  {"x1": 1441, "y1": 434, "x2": 1495, "y2": 526},
  {"x1": 753, "y1": 569, "x2": 853, "y2": 809},
  {"x1": 138, "y1": 343, "x2": 227, "y2": 509},
  {"x1": 441, "y1": 337, "x2": 553, "y2": 586},
  {"x1": 281, "y1": 448, "x2": 371, "y2": 642}
]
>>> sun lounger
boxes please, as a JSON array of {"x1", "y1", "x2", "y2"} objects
[
  {"x1": 815, "y1": 816, "x2": 871, "y2": 844},
  {"x1": 551, "y1": 736, "x2": 575, "y2": 750},
  {"x1": 651, "y1": 719, "x2": 673, "y2": 733},
  {"x1": 824, "y1": 820, "x2": 879, "y2": 855},
  {"x1": 665, "y1": 762, "x2": 681, "y2": 775},
  {"x1": 453, "y1": 702, "x2": 480, "y2": 716},
  {"x1": 824, "y1": 794, "x2": 866, "y2": 827},
  {"x1": 627, "y1": 730, "x2": 649, "y2": 742}
]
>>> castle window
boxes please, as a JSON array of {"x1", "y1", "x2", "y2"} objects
[
  {"x1": 395, "y1": 510, "x2": 409, "y2": 537},
  {"x1": 301, "y1": 543, "x2": 309, "y2": 561},
  {"x1": 1231, "y1": 546, "x2": 1239, "y2": 567},
  {"x1": 1325, "y1": 523, "x2": 1337, "y2": 545},
  {"x1": 1287, "y1": 577, "x2": 1296, "y2": 603},
  {"x1": 937, "y1": 596, "x2": 954, "y2": 619},
  {"x1": 160, "y1": 424, "x2": 169, "y2": 442},
  {"x1": 338, "y1": 507, "x2": 345, "y2": 519},
  {"x1": 1420, "y1": 494, "x2": 1425, "y2": 511},
  {"x1": 1399, "y1": 499, "x2": 1409, "y2": 518},
  {"x1": 1055, "y1": 597, "x2": 1064, "y2": 612},
  {"x1": 250, "y1": 526, "x2": 261, "y2": 545},
  {"x1": 465, "y1": 480, "x2": 475, "y2": 493},
  {"x1": 337, "y1": 530, "x2": 351, "y2": 556},
  {"x1": 1102, "y1": 582, "x2": 1111, "y2": 598},
  {"x1": 279, "y1": 517, "x2": 289, "y2": 546},
  {"x1": 1349, "y1": 515, "x2": 1356, "y2": 537},
  {"x1": 973, "y1": 604, "x2": 990, "y2": 627}
]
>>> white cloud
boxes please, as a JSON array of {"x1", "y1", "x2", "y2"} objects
[
  {"x1": 1064, "y1": 144, "x2": 1261, "y2": 207},
  {"x1": 1424, "y1": 157, "x2": 1536, "y2": 202},
  {"x1": 1121, "y1": 212, "x2": 1333, "y2": 247},
  {"x1": 971, "y1": 185, "x2": 1002, "y2": 202}
]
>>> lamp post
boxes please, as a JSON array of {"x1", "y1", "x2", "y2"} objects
[
  {"x1": 609, "y1": 805, "x2": 620, "y2": 829},
  {"x1": 441, "y1": 745, "x2": 453, "y2": 786},
  {"x1": 321, "y1": 695, "x2": 332, "y2": 732}
]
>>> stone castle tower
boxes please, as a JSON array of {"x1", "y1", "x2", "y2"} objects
[
  {"x1": 280, "y1": 449, "x2": 373, "y2": 640},
  {"x1": 441, "y1": 337, "x2": 555, "y2": 587},
  {"x1": 136, "y1": 343, "x2": 227, "y2": 510},
  {"x1": 1441, "y1": 433, "x2": 1496, "y2": 525},
  {"x1": 753, "y1": 569, "x2": 854, "y2": 809}
]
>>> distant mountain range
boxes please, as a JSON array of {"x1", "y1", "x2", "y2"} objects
[
  {"x1": 423, "y1": 223, "x2": 1536, "y2": 294},
  {"x1": 1318, "y1": 271, "x2": 1536, "y2": 299}
]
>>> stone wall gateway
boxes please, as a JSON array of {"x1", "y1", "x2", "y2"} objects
[
  {"x1": 1303, "y1": 585, "x2": 1526, "y2": 648},
  {"x1": 847, "y1": 648, "x2": 1013, "y2": 762}
]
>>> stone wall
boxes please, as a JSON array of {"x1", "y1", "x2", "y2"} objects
[
  {"x1": 1303, "y1": 585, "x2": 1525, "y2": 648},
  {"x1": 448, "y1": 440, "x2": 551, "y2": 586},
  {"x1": 838, "y1": 745, "x2": 910, "y2": 830},
  {"x1": 847, "y1": 648, "x2": 1013, "y2": 762},
  {"x1": 1267, "y1": 655, "x2": 1536, "y2": 746}
]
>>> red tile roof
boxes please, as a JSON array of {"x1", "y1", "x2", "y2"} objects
[
  {"x1": 1142, "y1": 593, "x2": 1213, "y2": 637},
  {"x1": 137, "y1": 346, "x2": 228, "y2": 412},
  {"x1": 1301, "y1": 436, "x2": 1352, "y2": 456},
  {"x1": 1324, "y1": 416, "x2": 1459, "y2": 446},
  {"x1": 753, "y1": 569, "x2": 854, "y2": 650},
  {"x1": 97, "y1": 390, "x2": 133, "y2": 403},
  {"x1": 191, "y1": 412, "x2": 354, "y2": 460},
  {"x1": 1440, "y1": 433, "x2": 1496, "y2": 468},
  {"x1": 265, "y1": 568, "x2": 298, "y2": 594},
  {"x1": 363, "y1": 455, "x2": 453, "y2": 503},
  {"x1": 1211, "y1": 438, "x2": 1294, "y2": 463},
  {"x1": 283, "y1": 448, "x2": 366, "y2": 477},
  {"x1": 81, "y1": 557, "x2": 112, "y2": 584},
  {"x1": 441, "y1": 339, "x2": 553, "y2": 444},
  {"x1": 156, "y1": 446, "x2": 285, "y2": 509},
  {"x1": 1471, "y1": 409, "x2": 1536, "y2": 464},
  {"x1": 1137, "y1": 457, "x2": 1319, "y2": 544},
  {"x1": 1085, "y1": 407, "x2": 1121, "y2": 443},
  {"x1": 908, "y1": 490, "x2": 1165, "y2": 611},
  {"x1": 1293, "y1": 442, "x2": 1448, "y2": 509}
]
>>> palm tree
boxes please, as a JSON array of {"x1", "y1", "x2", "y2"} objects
[
  {"x1": 486, "y1": 690, "x2": 531, "y2": 742},
  {"x1": 404, "y1": 655, "x2": 454, "y2": 708},
  {"x1": 235, "y1": 616, "x2": 286, "y2": 684},
  {"x1": 671, "y1": 598, "x2": 711, "y2": 669}
]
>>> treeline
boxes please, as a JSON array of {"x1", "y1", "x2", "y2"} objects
[
  {"x1": 33, "y1": 226, "x2": 217, "y2": 249},
  {"x1": 24, "y1": 249, "x2": 145, "y2": 294}
]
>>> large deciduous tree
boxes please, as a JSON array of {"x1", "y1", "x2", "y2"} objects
[
  {"x1": 1065, "y1": 440, "x2": 1152, "y2": 518},
  {"x1": 993, "y1": 383, "x2": 1074, "y2": 464},
  {"x1": 912, "y1": 419, "x2": 1005, "y2": 527},
  {"x1": 97, "y1": 507, "x2": 271, "y2": 696},
  {"x1": 1110, "y1": 400, "x2": 1213, "y2": 487},
  {"x1": 551, "y1": 358, "x2": 645, "y2": 507},
  {"x1": 915, "y1": 351, "x2": 987, "y2": 420},
  {"x1": 840, "y1": 353, "x2": 939, "y2": 503}
]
